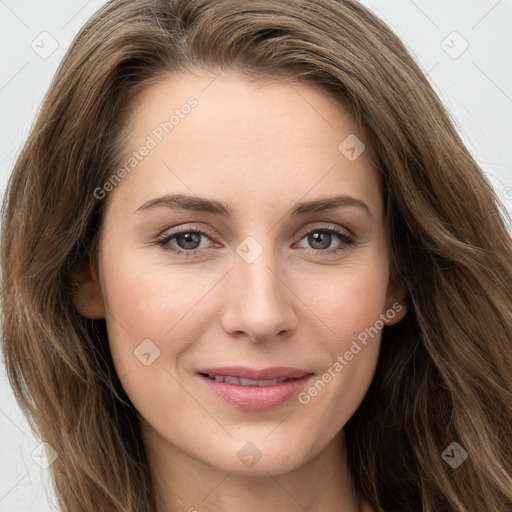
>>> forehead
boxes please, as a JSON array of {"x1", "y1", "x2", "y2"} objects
[
  {"x1": 126, "y1": 70, "x2": 363, "y2": 146},
  {"x1": 107, "y1": 70, "x2": 382, "y2": 219}
]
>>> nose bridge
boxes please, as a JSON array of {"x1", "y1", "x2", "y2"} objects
[
  {"x1": 221, "y1": 236, "x2": 297, "y2": 341},
  {"x1": 239, "y1": 254, "x2": 279, "y2": 307},
  {"x1": 236, "y1": 240, "x2": 284, "y2": 312}
]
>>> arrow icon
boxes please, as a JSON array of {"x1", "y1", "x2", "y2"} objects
[
  {"x1": 338, "y1": 134, "x2": 365, "y2": 161},
  {"x1": 440, "y1": 31, "x2": 468, "y2": 59},
  {"x1": 134, "y1": 338, "x2": 161, "y2": 365},
  {"x1": 441, "y1": 441, "x2": 468, "y2": 468},
  {"x1": 236, "y1": 236, "x2": 263, "y2": 263},
  {"x1": 31, "y1": 31, "x2": 59, "y2": 60},
  {"x1": 237, "y1": 442, "x2": 262, "y2": 467},
  {"x1": 444, "y1": 449, "x2": 455, "y2": 458}
]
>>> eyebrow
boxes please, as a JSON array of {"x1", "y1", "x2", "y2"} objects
[{"x1": 134, "y1": 193, "x2": 372, "y2": 218}]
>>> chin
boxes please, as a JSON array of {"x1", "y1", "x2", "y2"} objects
[{"x1": 192, "y1": 435, "x2": 320, "y2": 477}]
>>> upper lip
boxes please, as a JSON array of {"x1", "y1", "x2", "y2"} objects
[{"x1": 196, "y1": 366, "x2": 313, "y2": 380}]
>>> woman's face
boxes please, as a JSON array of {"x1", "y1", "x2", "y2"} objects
[{"x1": 76, "y1": 70, "x2": 406, "y2": 475}]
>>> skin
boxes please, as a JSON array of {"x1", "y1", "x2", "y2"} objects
[{"x1": 74, "y1": 70, "x2": 407, "y2": 512}]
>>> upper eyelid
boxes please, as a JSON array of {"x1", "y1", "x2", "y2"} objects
[
  {"x1": 159, "y1": 223, "x2": 215, "y2": 241},
  {"x1": 296, "y1": 223, "x2": 354, "y2": 239}
]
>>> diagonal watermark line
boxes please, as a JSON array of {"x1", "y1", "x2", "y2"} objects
[
  {"x1": 162, "y1": 267, "x2": 234, "y2": 338},
  {"x1": 0, "y1": 408, "x2": 30, "y2": 439},
  {"x1": 0, "y1": 471, "x2": 28, "y2": 503},
  {"x1": 118, "y1": 368, "x2": 132, "y2": 382},
  {"x1": 408, "y1": 0, "x2": 439, "y2": 29},
  {"x1": 164, "y1": 164, "x2": 235, "y2": 238},
  {"x1": 266, "y1": 471, "x2": 307, "y2": 511},
  {"x1": 0, "y1": 0, "x2": 29, "y2": 28},
  {"x1": 266, "y1": 164, "x2": 336, "y2": 234},
  {"x1": 472, "y1": 61, "x2": 512, "y2": 105},
  {"x1": 62, "y1": 0, "x2": 93, "y2": 29},
  {"x1": 289, "y1": 83, "x2": 335, "y2": 130},
  {"x1": 425, "y1": 62, "x2": 439, "y2": 77},
  {"x1": 201, "y1": 71, "x2": 222, "y2": 93},
  {"x1": 471, "y1": 0, "x2": 503, "y2": 29},
  {"x1": 201, "y1": 472, "x2": 232, "y2": 502},
  {"x1": 76, "y1": 286, "x2": 136, "y2": 341},
  {"x1": 103, "y1": 305, "x2": 136, "y2": 340},
  {"x1": 76, "y1": 292, "x2": 139, "y2": 381},
  {"x1": 163, "y1": 368, "x2": 234, "y2": 437},
  {"x1": 164, "y1": 164, "x2": 198, "y2": 195},
  {"x1": 265, "y1": 266, "x2": 336, "y2": 335},
  {"x1": 265, "y1": 409, "x2": 295, "y2": 438},
  {"x1": 0, "y1": 62, "x2": 29, "y2": 92}
]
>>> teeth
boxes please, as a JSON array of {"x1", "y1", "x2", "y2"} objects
[
  {"x1": 240, "y1": 377, "x2": 262, "y2": 386},
  {"x1": 206, "y1": 374, "x2": 289, "y2": 386}
]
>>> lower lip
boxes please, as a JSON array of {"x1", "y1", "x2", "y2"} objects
[{"x1": 197, "y1": 374, "x2": 314, "y2": 411}]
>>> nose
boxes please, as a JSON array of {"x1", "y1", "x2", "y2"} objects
[{"x1": 220, "y1": 244, "x2": 298, "y2": 344}]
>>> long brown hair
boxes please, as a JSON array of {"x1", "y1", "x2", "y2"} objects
[{"x1": 2, "y1": 1, "x2": 511, "y2": 510}]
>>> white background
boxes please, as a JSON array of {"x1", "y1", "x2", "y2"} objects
[{"x1": 1, "y1": 1, "x2": 511, "y2": 510}]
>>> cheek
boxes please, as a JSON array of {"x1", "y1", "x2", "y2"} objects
[
  {"x1": 295, "y1": 258, "x2": 388, "y2": 427},
  {"x1": 97, "y1": 253, "x2": 214, "y2": 421},
  {"x1": 311, "y1": 259, "x2": 390, "y2": 346},
  {"x1": 99, "y1": 249, "x2": 228, "y2": 369}
]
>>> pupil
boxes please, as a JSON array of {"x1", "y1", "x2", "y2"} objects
[
  {"x1": 177, "y1": 232, "x2": 201, "y2": 249},
  {"x1": 309, "y1": 232, "x2": 331, "y2": 250}
]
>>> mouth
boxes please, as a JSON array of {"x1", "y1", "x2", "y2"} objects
[
  {"x1": 200, "y1": 373, "x2": 301, "y2": 386},
  {"x1": 196, "y1": 366, "x2": 314, "y2": 411}
]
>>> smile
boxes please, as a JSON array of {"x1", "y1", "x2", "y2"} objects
[
  {"x1": 202, "y1": 374, "x2": 305, "y2": 386},
  {"x1": 196, "y1": 366, "x2": 314, "y2": 411}
]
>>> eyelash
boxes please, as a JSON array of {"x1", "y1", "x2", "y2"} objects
[{"x1": 155, "y1": 224, "x2": 355, "y2": 258}]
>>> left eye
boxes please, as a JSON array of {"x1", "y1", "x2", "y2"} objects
[
  {"x1": 157, "y1": 229, "x2": 212, "y2": 254},
  {"x1": 296, "y1": 227, "x2": 354, "y2": 252},
  {"x1": 156, "y1": 225, "x2": 355, "y2": 256}
]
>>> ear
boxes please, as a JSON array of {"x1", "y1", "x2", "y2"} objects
[
  {"x1": 71, "y1": 262, "x2": 105, "y2": 319},
  {"x1": 383, "y1": 267, "x2": 408, "y2": 326}
]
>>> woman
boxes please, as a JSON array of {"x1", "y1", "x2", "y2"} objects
[{"x1": 2, "y1": 0, "x2": 511, "y2": 511}]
